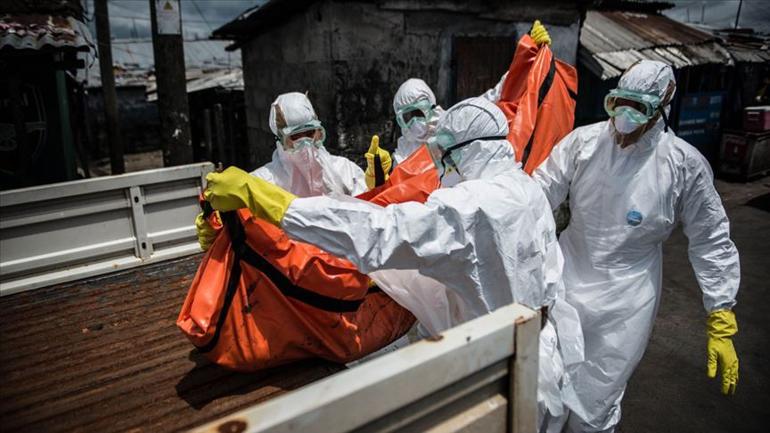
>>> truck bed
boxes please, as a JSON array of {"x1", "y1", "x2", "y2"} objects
[{"x1": 0, "y1": 255, "x2": 342, "y2": 433}]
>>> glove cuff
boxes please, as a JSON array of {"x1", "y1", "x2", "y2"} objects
[{"x1": 707, "y1": 309, "x2": 737, "y2": 339}]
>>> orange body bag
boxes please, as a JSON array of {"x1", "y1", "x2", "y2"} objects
[
  {"x1": 177, "y1": 147, "x2": 437, "y2": 371},
  {"x1": 496, "y1": 34, "x2": 578, "y2": 174}
]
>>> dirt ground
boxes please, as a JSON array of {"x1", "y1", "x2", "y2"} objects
[
  {"x1": 618, "y1": 176, "x2": 770, "y2": 433},
  {"x1": 88, "y1": 150, "x2": 164, "y2": 177}
]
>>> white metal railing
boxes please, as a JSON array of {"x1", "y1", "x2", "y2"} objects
[{"x1": 0, "y1": 162, "x2": 214, "y2": 296}]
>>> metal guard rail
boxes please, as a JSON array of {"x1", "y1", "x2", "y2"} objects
[{"x1": 0, "y1": 162, "x2": 214, "y2": 296}]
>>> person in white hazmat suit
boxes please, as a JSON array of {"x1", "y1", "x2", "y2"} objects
[
  {"x1": 533, "y1": 60, "x2": 741, "y2": 432},
  {"x1": 252, "y1": 92, "x2": 367, "y2": 197},
  {"x1": 202, "y1": 97, "x2": 584, "y2": 432},
  {"x1": 195, "y1": 92, "x2": 367, "y2": 251},
  {"x1": 385, "y1": 69, "x2": 518, "y2": 167},
  {"x1": 390, "y1": 78, "x2": 446, "y2": 165},
  {"x1": 371, "y1": 74, "x2": 518, "y2": 189}
]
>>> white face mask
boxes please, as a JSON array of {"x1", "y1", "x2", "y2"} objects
[
  {"x1": 281, "y1": 144, "x2": 325, "y2": 196},
  {"x1": 402, "y1": 118, "x2": 429, "y2": 142},
  {"x1": 282, "y1": 142, "x2": 316, "y2": 166},
  {"x1": 613, "y1": 109, "x2": 646, "y2": 135}
]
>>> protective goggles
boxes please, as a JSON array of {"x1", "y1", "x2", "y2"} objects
[
  {"x1": 426, "y1": 129, "x2": 507, "y2": 178},
  {"x1": 604, "y1": 89, "x2": 662, "y2": 124},
  {"x1": 396, "y1": 99, "x2": 434, "y2": 130},
  {"x1": 278, "y1": 120, "x2": 326, "y2": 152}
]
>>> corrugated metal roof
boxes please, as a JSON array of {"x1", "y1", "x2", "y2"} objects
[
  {"x1": 726, "y1": 43, "x2": 770, "y2": 63},
  {"x1": 185, "y1": 68, "x2": 244, "y2": 93},
  {"x1": 212, "y1": 0, "x2": 315, "y2": 45},
  {"x1": 0, "y1": 14, "x2": 93, "y2": 52},
  {"x1": 213, "y1": 0, "x2": 586, "y2": 48},
  {"x1": 708, "y1": 29, "x2": 770, "y2": 64},
  {"x1": 84, "y1": 39, "x2": 241, "y2": 88},
  {"x1": 107, "y1": 39, "x2": 240, "y2": 71},
  {"x1": 146, "y1": 68, "x2": 244, "y2": 101},
  {"x1": 581, "y1": 10, "x2": 713, "y2": 53},
  {"x1": 581, "y1": 10, "x2": 734, "y2": 79},
  {"x1": 582, "y1": 40, "x2": 733, "y2": 80}
]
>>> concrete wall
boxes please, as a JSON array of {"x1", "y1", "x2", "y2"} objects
[
  {"x1": 240, "y1": 0, "x2": 581, "y2": 168},
  {"x1": 240, "y1": 2, "x2": 334, "y2": 168}
]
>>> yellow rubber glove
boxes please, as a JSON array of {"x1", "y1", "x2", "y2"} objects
[
  {"x1": 195, "y1": 212, "x2": 220, "y2": 251},
  {"x1": 706, "y1": 309, "x2": 739, "y2": 395},
  {"x1": 364, "y1": 135, "x2": 392, "y2": 190},
  {"x1": 204, "y1": 166, "x2": 297, "y2": 226},
  {"x1": 530, "y1": 20, "x2": 552, "y2": 46}
]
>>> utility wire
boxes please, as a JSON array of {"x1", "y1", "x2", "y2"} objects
[
  {"x1": 190, "y1": 0, "x2": 215, "y2": 32},
  {"x1": 186, "y1": 0, "x2": 223, "y2": 64}
]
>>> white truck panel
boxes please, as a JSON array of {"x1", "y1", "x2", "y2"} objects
[
  {"x1": 0, "y1": 162, "x2": 213, "y2": 295},
  {"x1": 191, "y1": 303, "x2": 541, "y2": 433}
]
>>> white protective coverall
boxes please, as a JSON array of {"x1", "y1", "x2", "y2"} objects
[
  {"x1": 281, "y1": 97, "x2": 584, "y2": 431},
  {"x1": 251, "y1": 92, "x2": 367, "y2": 197},
  {"x1": 392, "y1": 76, "x2": 507, "y2": 164},
  {"x1": 533, "y1": 61, "x2": 740, "y2": 432}
]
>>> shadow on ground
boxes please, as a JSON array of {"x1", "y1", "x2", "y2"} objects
[{"x1": 175, "y1": 350, "x2": 343, "y2": 411}]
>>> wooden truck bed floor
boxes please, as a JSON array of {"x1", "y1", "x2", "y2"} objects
[{"x1": 0, "y1": 256, "x2": 342, "y2": 433}]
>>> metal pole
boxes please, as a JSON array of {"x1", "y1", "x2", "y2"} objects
[
  {"x1": 202, "y1": 108, "x2": 213, "y2": 161},
  {"x1": 227, "y1": 101, "x2": 236, "y2": 164},
  {"x1": 72, "y1": 84, "x2": 91, "y2": 178},
  {"x1": 734, "y1": 0, "x2": 743, "y2": 29},
  {"x1": 7, "y1": 72, "x2": 28, "y2": 176},
  {"x1": 214, "y1": 103, "x2": 225, "y2": 165},
  {"x1": 150, "y1": 0, "x2": 193, "y2": 167},
  {"x1": 94, "y1": 0, "x2": 125, "y2": 175},
  {"x1": 54, "y1": 63, "x2": 76, "y2": 180}
]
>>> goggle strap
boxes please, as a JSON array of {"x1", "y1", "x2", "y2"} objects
[
  {"x1": 658, "y1": 106, "x2": 669, "y2": 132},
  {"x1": 439, "y1": 135, "x2": 509, "y2": 177},
  {"x1": 443, "y1": 135, "x2": 509, "y2": 155}
]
